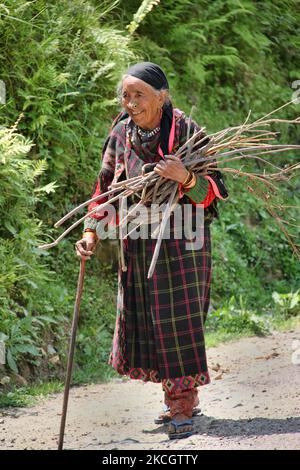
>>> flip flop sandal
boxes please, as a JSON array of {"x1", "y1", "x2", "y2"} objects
[
  {"x1": 168, "y1": 419, "x2": 194, "y2": 440},
  {"x1": 154, "y1": 406, "x2": 201, "y2": 424}
]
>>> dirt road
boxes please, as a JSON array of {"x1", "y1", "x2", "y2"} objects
[{"x1": 1, "y1": 328, "x2": 299, "y2": 450}]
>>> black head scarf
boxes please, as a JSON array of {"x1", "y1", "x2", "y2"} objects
[
  {"x1": 125, "y1": 62, "x2": 169, "y2": 91},
  {"x1": 112, "y1": 62, "x2": 173, "y2": 155}
]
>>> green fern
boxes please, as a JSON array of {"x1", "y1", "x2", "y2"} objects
[
  {"x1": 127, "y1": 0, "x2": 161, "y2": 34},
  {"x1": 34, "y1": 181, "x2": 58, "y2": 194}
]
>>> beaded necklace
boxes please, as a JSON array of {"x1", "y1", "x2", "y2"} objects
[{"x1": 137, "y1": 125, "x2": 160, "y2": 139}]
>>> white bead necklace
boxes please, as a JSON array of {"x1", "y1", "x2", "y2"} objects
[{"x1": 137, "y1": 125, "x2": 160, "y2": 139}]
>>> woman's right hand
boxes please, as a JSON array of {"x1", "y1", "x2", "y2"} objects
[{"x1": 75, "y1": 233, "x2": 98, "y2": 260}]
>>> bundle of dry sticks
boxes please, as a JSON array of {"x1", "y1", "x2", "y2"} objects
[{"x1": 39, "y1": 101, "x2": 300, "y2": 278}]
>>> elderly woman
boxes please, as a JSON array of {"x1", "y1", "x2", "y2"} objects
[{"x1": 75, "y1": 62, "x2": 228, "y2": 439}]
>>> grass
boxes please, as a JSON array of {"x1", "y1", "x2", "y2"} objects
[
  {"x1": 205, "y1": 329, "x2": 255, "y2": 348},
  {"x1": 205, "y1": 316, "x2": 300, "y2": 349},
  {"x1": 268, "y1": 314, "x2": 300, "y2": 334},
  {"x1": 0, "y1": 380, "x2": 64, "y2": 409}
]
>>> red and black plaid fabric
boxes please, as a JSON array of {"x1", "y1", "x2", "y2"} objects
[{"x1": 109, "y1": 203, "x2": 212, "y2": 394}]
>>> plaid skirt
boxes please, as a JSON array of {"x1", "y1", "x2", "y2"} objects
[{"x1": 109, "y1": 205, "x2": 212, "y2": 394}]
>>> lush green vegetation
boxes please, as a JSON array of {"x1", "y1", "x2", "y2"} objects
[{"x1": 0, "y1": 0, "x2": 299, "y2": 404}]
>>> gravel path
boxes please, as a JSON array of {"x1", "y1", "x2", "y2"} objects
[{"x1": 1, "y1": 328, "x2": 299, "y2": 450}]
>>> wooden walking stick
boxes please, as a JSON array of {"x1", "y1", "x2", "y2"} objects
[{"x1": 58, "y1": 256, "x2": 86, "y2": 450}]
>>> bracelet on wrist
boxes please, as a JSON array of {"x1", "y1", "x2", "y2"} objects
[
  {"x1": 183, "y1": 172, "x2": 196, "y2": 190},
  {"x1": 182, "y1": 170, "x2": 192, "y2": 186}
]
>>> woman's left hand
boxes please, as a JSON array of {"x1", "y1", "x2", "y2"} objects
[{"x1": 154, "y1": 155, "x2": 189, "y2": 184}]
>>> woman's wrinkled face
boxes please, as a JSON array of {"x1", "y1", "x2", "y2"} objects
[{"x1": 121, "y1": 76, "x2": 165, "y2": 130}]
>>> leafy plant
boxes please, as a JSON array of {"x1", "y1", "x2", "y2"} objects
[
  {"x1": 206, "y1": 295, "x2": 271, "y2": 336},
  {"x1": 272, "y1": 290, "x2": 300, "y2": 319}
]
